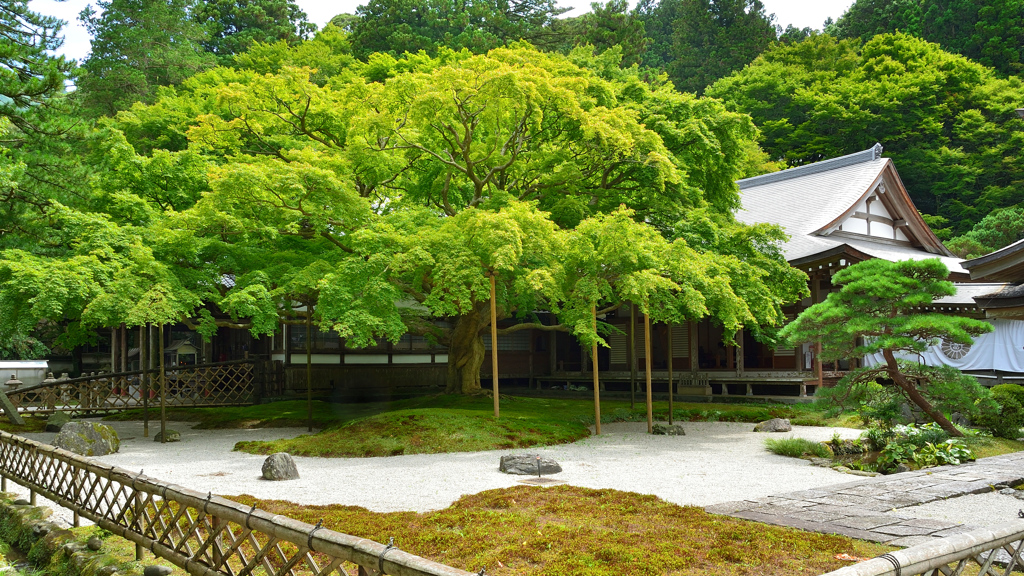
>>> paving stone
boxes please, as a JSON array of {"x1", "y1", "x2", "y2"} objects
[
  {"x1": 900, "y1": 518, "x2": 962, "y2": 531},
  {"x1": 704, "y1": 501, "x2": 758, "y2": 515},
  {"x1": 887, "y1": 535, "x2": 935, "y2": 548},
  {"x1": 788, "y1": 510, "x2": 852, "y2": 523},
  {"x1": 802, "y1": 504, "x2": 888, "y2": 517},
  {"x1": 832, "y1": 516, "x2": 903, "y2": 531},
  {"x1": 873, "y1": 524, "x2": 937, "y2": 537},
  {"x1": 930, "y1": 524, "x2": 980, "y2": 538}
]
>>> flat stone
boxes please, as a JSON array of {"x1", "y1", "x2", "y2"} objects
[
  {"x1": 153, "y1": 429, "x2": 180, "y2": 442},
  {"x1": 833, "y1": 516, "x2": 903, "y2": 531},
  {"x1": 143, "y1": 566, "x2": 172, "y2": 576},
  {"x1": 86, "y1": 536, "x2": 102, "y2": 551},
  {"x1": 900, "y1": 518, "x2": 961, "y2": 531},
  {"x1": 753, "y1": 418, "x2": 792, "y2": 432},
  {"x1": 888, "y1": 535, "x2": 936, "y2": 548},
  {"x1": 788, "y1": 510, "x2": 851, "y2": 523},
  {"x1": 651, "y1": 423, "x2": 686, "y2": 436},
  {"x1": 873, "y1": 524, "x2": 936, "y2": 537},
  {"x1": 499, "y1": 454, "x2": 562, "y2": 475},
  {"x1": 518, "y1": 477, "x2": 564, "y2": 486},
  {"x1": 704, "y1": 501, "x2": 761, "y2": 515}
]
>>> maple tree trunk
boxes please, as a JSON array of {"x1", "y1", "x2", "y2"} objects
[
  {"x1": 882, "y1": 350, "x2": 963, "y2": 437},
  {"x1": 446, "y1": 306, "x2": 487, "y2": 394}
]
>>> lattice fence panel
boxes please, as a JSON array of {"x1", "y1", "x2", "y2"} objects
[
  {"x1": 5, "y1": 361, "x2": 258, "y2": 416},
  {"x1": 0, "y1": 431, "x2": 473, "y2": 576}
]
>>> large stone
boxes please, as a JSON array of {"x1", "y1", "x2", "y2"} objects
[
  {"x1": 144, "y1": 566, "x2": 173, "y2": 576},
  {"x1": 153, "y1": 429, "x2": 180, "y2": 442},
  {"x1": 53, "y1": 422, "x2": 120, "y2": 456},
  {"x1": 499, "y1": 454, "x2": 562, "y2": 475},
  {"x1": 652, "y1": 423, "x2": 686, "y2": 436},
  {"x1": 45, "y1": 411, "x2": 71, "y2": 432},
  {"x1": 753, "y1": 418, "x2": 792, "y2": 433},
  {"x1": 262, "y1": 453, "x2": 299, "y2": 481}
]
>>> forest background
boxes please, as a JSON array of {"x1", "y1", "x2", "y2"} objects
[{"x1": 2, "y1": 0, "x2": 1024, "y2": 380}]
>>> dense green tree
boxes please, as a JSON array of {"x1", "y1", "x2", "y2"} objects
[
  {"x1": 347, "y1": 0, "x2": 567, "y2": 58},
  {"x1": 780, "y1": 258, "x2": 993, "y2": 436},
  {"x1": 78, "y1": 0, "x2": 215, "y2": 117},
  {"x1": 549, "y1": 0, "x2": 650, "y2": 66},
  {"x1": 830, "y1": 0, "x2": 1024, "y2": 76},
  {"x1": 0, "y1": 1, "x2": 75, "y2": 132},
  {"x1": 946, "y1": 206, "x2": 1024, "y2": 258},
  {"x1": 636, "y1": 0, "x2": 777, "y2": 94},
  {"x1": 708, "y1": 32, "x2": 1024, "y2": 235},
  {"x1": 193, "y1": 0, "x2": 316, "y2": 64},
  {"x1": 0, "y1": 43, "x2": 805, "y2": 391}
]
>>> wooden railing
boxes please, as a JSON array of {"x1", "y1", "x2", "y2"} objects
[
  {"x1": 820, "y1": 521, "x2": 1024, "y2": 576},
  {"x1": 4, "y1": 360, "x2": 274, "y2": 415},
  {"x1": 0, "y1": 430, "x2": 475, "y2": 576}
]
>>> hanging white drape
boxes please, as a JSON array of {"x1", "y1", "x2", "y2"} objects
[{"x1": 862, "y1": 318, "x2": 1024, "y2": 372}]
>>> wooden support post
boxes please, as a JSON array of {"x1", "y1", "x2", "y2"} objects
[
  {"x1": 307, "y1": 303, "x2": 313, "y2": 432},
  {"x1": 159, "y1": 323, "x2": 166, "y2": 443},
  {"x1": 134, "y1": 488, "x2": 144, "y2": 561},
  {"x1": 110, "y1": 327, "x2": 116, "y2": 373},
  {"x1": 120, "y1": 323, "x2": 127, "y2": 373},
  {"x1": 142, "y1": 324, "x2": 149, "y2": 438},
  {"x1": 629, "y1": 304, "x2": 636, "y2": 409},
  {"x1": 736, "y1": 328, "x2": 744, "y2": 377},
  {"x1": 212, "y1": 516, "x2": 227, "y2": 568},
  {"x1": 592, "y1": 305, "x2": 601, "y2": 435},
  {"x1": 667, "y1": 324, "x2": 673, "y2": 425},
  {"x1": 1, "y1": 474, "x2": 6, "y2": 492},
  {"x1": 490, "y1": 274, "x2": 499, "y2": 419},
  {"x1": 29, "y1": 489, "x2": 35, "y2": 506},
  {"x1": 644, "y1": 312, "x2": 653, "y2": 434}
]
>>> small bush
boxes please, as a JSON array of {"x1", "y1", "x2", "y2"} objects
[
  {"x1": 873, "y1": 424, "x2": 976, "y2": 473},
  {"x1": 764, "y1": 437, "x2": 831, "y2": 459},
  {"x1": 979, "y1": 386, "x2": 1024, "y2": 439}
]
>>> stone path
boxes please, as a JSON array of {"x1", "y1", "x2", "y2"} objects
[{"x1": 705, "y1": 451, "x2": 1024, "y2": 547}]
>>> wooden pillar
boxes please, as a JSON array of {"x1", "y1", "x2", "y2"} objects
[
  {"x1": 110, "y1": 328, "x2": 116, "y2": 373},
  {"x1": 306, "y1": 304, "x2": 313, "y2": 432},
  {"x1": 490, "y1": 275, "x2": 499, "y2": 419},
  {"x1": 140, "y1": 324, "x2": 148, "y2": 438},
  {"x1": 644, "y1": 313, "x2": 653, "y2": 434},
  {"x1": 592, "y1": 305, "x2": 601, "y2": 435},
  {"x1": 120, "y1": 324, "x2": 127, "y2": 373},
  {"x1": 736, "y1": 328, "x2": 744, "y2": 377},
  {"x1": 812, "y1": 272, "x2": 823, "y2": 387},
  {"x1": 667, "y1": 324, "x2": 673, "y2": 425},
  {"x1": 159, "y1": 323, "x2": 166, "y2": 443},
  {"x1": 629, "y1": 304, "x2": 636, "y2": 408}
]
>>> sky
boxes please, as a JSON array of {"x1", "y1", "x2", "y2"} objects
[{"x1": 32, "y1": 0, "x2": 854, "y2": 64}]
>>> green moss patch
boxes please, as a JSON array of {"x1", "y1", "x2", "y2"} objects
[{"x1": 231, "y1": 486, "x2": 890, "y2": 575}]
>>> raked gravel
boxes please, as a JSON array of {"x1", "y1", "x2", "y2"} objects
[
  {"x1": 11, "y1": 419, "x2": 865, "y2": 527},
  {"x1": 14, "y1": 419, "x2": 1019, "y2": 535}
]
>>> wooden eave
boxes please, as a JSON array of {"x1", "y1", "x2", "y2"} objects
[
  {"x1": 962, "y1": 239, "x2": 1024, "y2": 282},
  {"x1": 811, "y1": 160, "x2": 953, "y2": 257}
]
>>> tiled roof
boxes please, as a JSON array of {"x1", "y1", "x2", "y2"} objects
[{"x1": 734, "y1": 145, "x2": 965, "y2": 275}]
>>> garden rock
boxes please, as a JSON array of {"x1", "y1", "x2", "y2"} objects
[
  {"x1": 499, "y1": 454, "x2": 562, "y2": 475},
  {"x1": 86, "y1": 536, "x2": 102, "y2": 551},
  {"x1": 144, "y1": 566, "x2": 173, "y2": 576},
  {"x1": 97, "y1": 566, "x2": 118, "y2": 576},
  {"x1": 951, "y1": 412, "x2": 971, "y2": 427},
  {"x1": 652, "y1": 423, "x2": 686, "y2": 436},
  {"x1": 895, "y1": 463, "x2": 912, "y2": 474},
  {"x1": 53, "y1": 422, "x2": 120, "y2": 456},
  {"x1": 753, "y1": 418, "x2": 791, "y2": 433},
  {"x1": 262, "y1": 453, "x2": 299, "y2": 481},
  {"x1": 1000, "y1": 488, "x2": 1017, "y2": 496},
  {"x1": 153, "y1": 429, "x2": 180, "y2": 442},
  {"x1": 45, "y1": 411, "x2": 71, "y2": 432}
]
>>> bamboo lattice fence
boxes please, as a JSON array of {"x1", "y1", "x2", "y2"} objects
[
  {"x1": 3, "y1": 360, "x2": 276, "y2": 416},
  {"x1": 0, "y1": 430, "x2": 475, "y2": 576}
]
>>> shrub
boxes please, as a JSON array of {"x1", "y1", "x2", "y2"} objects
[
  {"x1": 979, "y1": 385, "x2": 1024, "y2": 439},
  {"x1": 764, "y1": 437, "x2": 831, "y2": 459},
  {"x1": 873, "y1": 423, "x2": 975, "y2": 473}
]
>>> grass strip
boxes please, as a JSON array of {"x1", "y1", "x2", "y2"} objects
[
  {"x1": 230, "y1": 485, "x2": 891, "y2": 576},
  {"x1": 764, "y1": 436, "x2": 832, "y2": 459}
]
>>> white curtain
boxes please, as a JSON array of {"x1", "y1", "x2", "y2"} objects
[{"x1": 862, "y1": 318, "x2": 1024, "y2": 372}]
